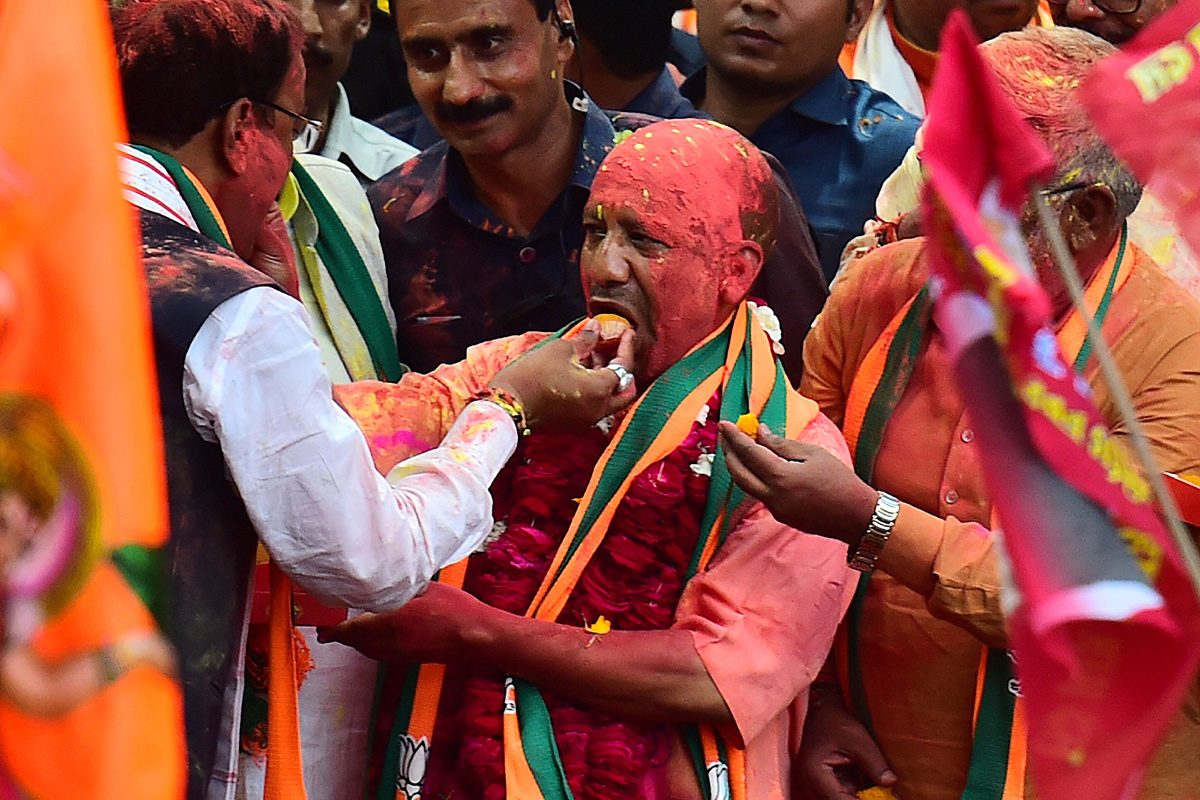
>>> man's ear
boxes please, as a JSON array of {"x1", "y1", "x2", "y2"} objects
[
  {"x1": 719, "y1": 241, "x2": 765, "y2": 305},
  {"x1": 1062, "y1": 184, "x2": 1118, "y2": 254},
  {"x1": 846, "y1": 0, "x2": 874, "y2": 43},
  {"x1": 355, "y1": 0, "x2": 372, "y2": 41},
  {"x1": 219, "y1": 99, "x2": 257, "y2": 176},
  {"x1": 554, "y1": 0, "x2": 576, "y2": 58}
]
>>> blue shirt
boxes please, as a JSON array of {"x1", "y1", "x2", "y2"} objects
[
  {"x1": 682, "y1": 67, "x2": 919, "y2": 279},
  {"x1": 624, "y1": 67, "x2": 702, "y2": 119}
]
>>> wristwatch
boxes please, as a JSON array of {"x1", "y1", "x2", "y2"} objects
[{"x1": 848, "y1": 491, "x2": 901, "y2": 572}]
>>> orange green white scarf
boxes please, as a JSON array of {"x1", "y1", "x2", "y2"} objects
[{"x1": 380, "y1": 301, "x2": 816, "y2": 800}]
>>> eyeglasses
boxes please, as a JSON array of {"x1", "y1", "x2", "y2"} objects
[
  {"x1": 253, "y1": 100, "x2": 323, "y2": 140},
  {"x1": 1039, "y1": 180, "x2": 1101, "y2": 197},
  {"x1": 1045, "y1": 0, "x2": 1142, "y2": 16},
  {"x1": 219, "y1": 98, "x2": 323, "y2": 140}
]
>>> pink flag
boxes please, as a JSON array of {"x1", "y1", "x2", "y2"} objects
[
  {"x1": 1079, "y1": 0, "x2": 1200, "y2": 259},
  {"x1": 920, "y1": 11, "x2": 1200, "y2": 799}
]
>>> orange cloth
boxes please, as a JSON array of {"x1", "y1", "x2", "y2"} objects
[
  {"x1": 802, "y1": 237, "x2": 1200, "y2": 800},
  {"x1": 0, "y1": 0, "x2": 182, "y2": 798},
  {"x1": 838, "y1": 0, "x2": 1053, "y2": 101},
  {"x1": 335, "y1": 335, "x2": 856, "y2": 800},
  {"x1": 885, "y1": 5, "x2": 939, "y2": 101}
]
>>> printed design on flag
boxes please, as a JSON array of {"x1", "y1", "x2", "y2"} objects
[
  {"x1": 395, "y1": 734, "x2": 430, "y2": 800},
  {"x1": 1018, "y1": 380, "x2": 1151, "y2": 505},
  {"x1": 1, "y1": 394, "x2": 177, "y2": 796},
  {"x1": 1030, "y1": 330, "x2": 1067, "y2": 381},
  {"x1": 706, "y1": 760, "x2": 731, "y2": 800},
  {"x1": 1125, "y1": 19, "x2": 1200, "y2": 103},
  {"x1": 1118, "y1": 527, "x2": 1165, "y2": 581},
  {"x1": 1, "y1": 394, "x2": 102, "y2": 630}
]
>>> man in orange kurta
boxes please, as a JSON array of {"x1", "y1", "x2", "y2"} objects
[
  {"x1": 721, "y1": 27, "x2": 1200, "y2": 800},
  {"x1": 795, "y1": 234, "x2": 1200, "y2": 800}
]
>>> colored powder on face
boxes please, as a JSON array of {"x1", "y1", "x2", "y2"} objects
[
  {"x1": 590, "y1": 119, "x2": 775, "y2": 260},
  {"x1": 584, "y1": 119, "x2": 780, "y2": 378}
]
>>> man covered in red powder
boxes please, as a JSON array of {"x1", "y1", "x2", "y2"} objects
[
  {"x1": 110, "y1": 2, "x2": 636, "y2": 798},
  {"x1": 322, "y1": 119, "x2": 856, "y2": 800}
]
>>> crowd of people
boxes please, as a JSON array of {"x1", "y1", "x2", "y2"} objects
[{"x1": 23, "y1": 0, "x2": 1197, "y2": 799}]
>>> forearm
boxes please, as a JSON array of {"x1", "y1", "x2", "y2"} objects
[
  {"x1": 469, "y1": 608, "x2": 733, "y2": 725},
  {"x1": 1, "y1": 647, "x2": 107, "y2": 716},
  {"x1": 253, "y1": 400, "x2": 516, "y2": 612},
  {"x1": 875, "y1": 502, "x2": 947, "y2": 596},
  {"x1": 185, "y1": 289, "x2": 517, "y2": 612},
  {"x1": 876, "y1": 502, "x2": 1009, "y2": 648}
]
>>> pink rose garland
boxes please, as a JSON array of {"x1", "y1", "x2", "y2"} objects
[{"x1": 419, "y1": 393, "x2": 722, "y2": 800}]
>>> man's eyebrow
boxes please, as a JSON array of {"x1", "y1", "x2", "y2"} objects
[
  {"x1": 402, "y1": 24, "x2": 515, "y2": 50},
  {"x1": 400, "y1": 33, "x2": 437, "y2": 50},
  {"x1": 458, "y1": 23, "x2": 516, "y2": 42}
]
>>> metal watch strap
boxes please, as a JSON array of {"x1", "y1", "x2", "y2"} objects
[{"x1": 848, "y1": 491, "x2": 900, "y2": 572}]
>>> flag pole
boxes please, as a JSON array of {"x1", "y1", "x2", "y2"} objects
[{"x1": 1034, "y1": 192, "x2": 1200, "y2": 600}]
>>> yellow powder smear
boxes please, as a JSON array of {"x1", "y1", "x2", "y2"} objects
[{"x1": 857, "y1": 788, "x2": 900, "y2": 800}]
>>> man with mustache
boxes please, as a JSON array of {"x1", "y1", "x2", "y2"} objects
[
  {"x1": 682, "y1": 0, "x2": 921, "y2": 279},
  {"x1": 325, "y1": 119, "x2": 856, "y2": 800},
  {"x1": 373, "y1": 0, "x2": 701, "y2": 152},
  {"x1": 371, "y1": 0, "x2": 828, "y2": 381},
  {"x1": 284, "y1": 0, "x2": 418, "y2": 186}
]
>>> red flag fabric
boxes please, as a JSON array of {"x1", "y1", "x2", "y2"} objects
[
  {"x1": 0, "y1": 0, "x2": 184, "y2": 797},
  {"x1": 1079, "y1": 0, "x2": 1200, "y2": 259},
  {"x1": 920, "y1": 11, "x2": 1200, "y2": 800}
]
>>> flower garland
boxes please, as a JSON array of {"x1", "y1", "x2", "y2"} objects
[{"x1": 418, "y1": 391, "x2": 722, "y2": 800}]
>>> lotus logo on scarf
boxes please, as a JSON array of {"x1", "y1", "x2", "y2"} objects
[
  {"x1": 706, "y1": 761, "x2": 731, "y2": 800},
  {"x1": 395, "y1": 734, "x2": 429, "y2": 800}
]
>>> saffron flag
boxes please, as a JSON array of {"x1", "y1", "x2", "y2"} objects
[
  {"x1": 1079, "y1": 0, "x2": 1200, "y2": 260},
  {"x1": 0, "y1": 0, "x2": 184, "y2": 798},
  {"x1": 920, "y1": 12, "x2": 1200, "y2": 800}
]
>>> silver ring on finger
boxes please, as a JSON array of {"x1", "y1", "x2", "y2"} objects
[{"x1": 604, "y1": 362, "x2": 634, "y2": 393}]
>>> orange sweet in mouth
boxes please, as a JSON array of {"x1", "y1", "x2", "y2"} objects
[{"x1": 592, "y1": 312, "x2": 632, "y2": 341}]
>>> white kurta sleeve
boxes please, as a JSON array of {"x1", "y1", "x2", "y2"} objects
[{"x1": 182, "y1": 286, "x2": 516, "y2": 611}]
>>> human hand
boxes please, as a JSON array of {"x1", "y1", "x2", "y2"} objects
[
  {"x1": 247, "y1": 201, "x2": 299, "y2": 297},
  {"x1": 110, "y1": 632, "x2": 178, "y2": 679},
  {"x1": 316, "y1": 582, "x2": 491, "y2": 664},
  {"x1": 489, "y1": 319, "x2": 637, "y2": 433},
  {"x1": 796, "y1": 685, "x2": 897, "y2": 800},
  {"x1": 718, "y1": 422, "x2": 878, "y2": 546}
]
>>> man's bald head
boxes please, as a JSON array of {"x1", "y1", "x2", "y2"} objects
[
  {"x1": 593, "y1": 119, "x2": 780, "y2": 262},
  {"x1": 583, "y1": 120, "x2": 779, "y2": 380}
]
